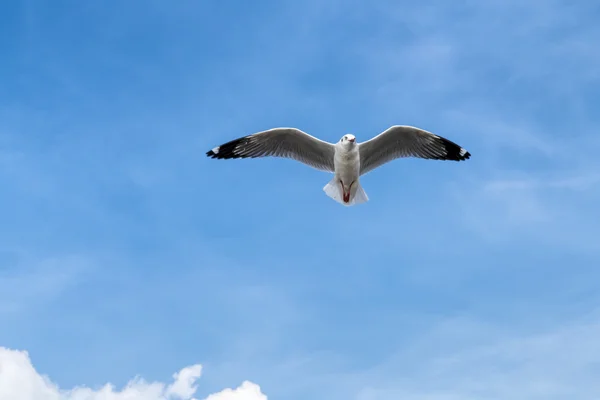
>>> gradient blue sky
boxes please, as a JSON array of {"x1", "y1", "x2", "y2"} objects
[{"x1": 1, "y1": 0, "x2": 600, "y2": 399}]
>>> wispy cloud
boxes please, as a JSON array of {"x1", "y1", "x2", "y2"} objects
[
  {"x1": 352, "y1": 315, "x2": 600, "y2": 400},
  {"x1": 451, "y1": 168, "x2": 600, "y2": 252},
  {"x1": 0, "y1": 255, "x2": 93, "y2": 316}
]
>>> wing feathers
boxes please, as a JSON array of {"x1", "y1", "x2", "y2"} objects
[
  {"x1": 359, "y1": 125, "x2": 470, "y2": 175},
  {"x1": 206, "y1": 128, "x2": 336, "y2": 172}
]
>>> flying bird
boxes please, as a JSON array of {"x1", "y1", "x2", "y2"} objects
[{"x1": 206, "y1": 125, "x2": 471, "y2": 206}]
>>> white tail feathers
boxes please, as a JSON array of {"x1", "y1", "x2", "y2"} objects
[
  {"x1": 323, "y1": 178, "x2": 344, "y2": 204},
  {"x1": 352, "y1": 181, "x2": 369, "y2": 205},
  {"x1": 323, "y1": 178, "x2": 369, "y2": 206}
]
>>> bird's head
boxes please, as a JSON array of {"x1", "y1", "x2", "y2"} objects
[{"x1": 340, "y1": 134, "x2": 356, "y2": 146}]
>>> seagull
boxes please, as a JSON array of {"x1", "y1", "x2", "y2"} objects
[{"x1": 206, "y1": 125, "x2": 471, "y2": 206}]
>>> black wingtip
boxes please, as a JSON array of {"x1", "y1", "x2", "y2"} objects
[
  {"x1": 454, "y1": 148, "x2": 471, "y2": 161},
  {"x1": 438, "y1": 136, "x2": 471, "y2": 161},
  {"x1": 206, "y1": 136, "x2": 253, "y2": 160}
]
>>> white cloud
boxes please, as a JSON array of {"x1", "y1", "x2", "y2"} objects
[
  {"x1": 0, "y1": 347, "x2": 267, "y2": 400},
  {"x1": 204, "y1": 382, "x2": 267, "y2": 400}
]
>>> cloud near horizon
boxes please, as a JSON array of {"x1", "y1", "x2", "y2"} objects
[{"x1": 0, "y1": 347, "x2": 267, "y2": 400}]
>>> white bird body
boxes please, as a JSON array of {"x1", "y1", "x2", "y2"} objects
[
  {"x1": 322, "y1": 134, "x2": 368, "y2": 206},
  {"x1": 207, "y1": 126, "x2": 471, "y2": 206}
]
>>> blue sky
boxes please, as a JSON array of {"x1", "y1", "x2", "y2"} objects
[{"x1": 1, "y1": 0, "x2": 600, "y2": 399}]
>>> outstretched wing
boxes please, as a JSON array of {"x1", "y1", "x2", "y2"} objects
[
  {"x1": 207, "y1": 127, "x2": 336, "y2": 172},
  {"x1": 358, "y1": 125, "x2": 470, "y2": 175}
]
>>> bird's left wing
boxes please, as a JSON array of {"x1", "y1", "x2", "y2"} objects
[
  {"x1": 207, "y1": 127, "x2": 336, "y2": 172},
  {"x1": 358, "y1": 125, "x2": 471, "y2": 176}
]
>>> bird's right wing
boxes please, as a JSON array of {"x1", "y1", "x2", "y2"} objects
[{"x1": 206, "y1": 128, "x2": 336, "y2": 172}]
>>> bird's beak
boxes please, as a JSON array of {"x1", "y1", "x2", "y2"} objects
[{"x1": 348, "y1": 138, "x2": 355, "y2": 143}]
